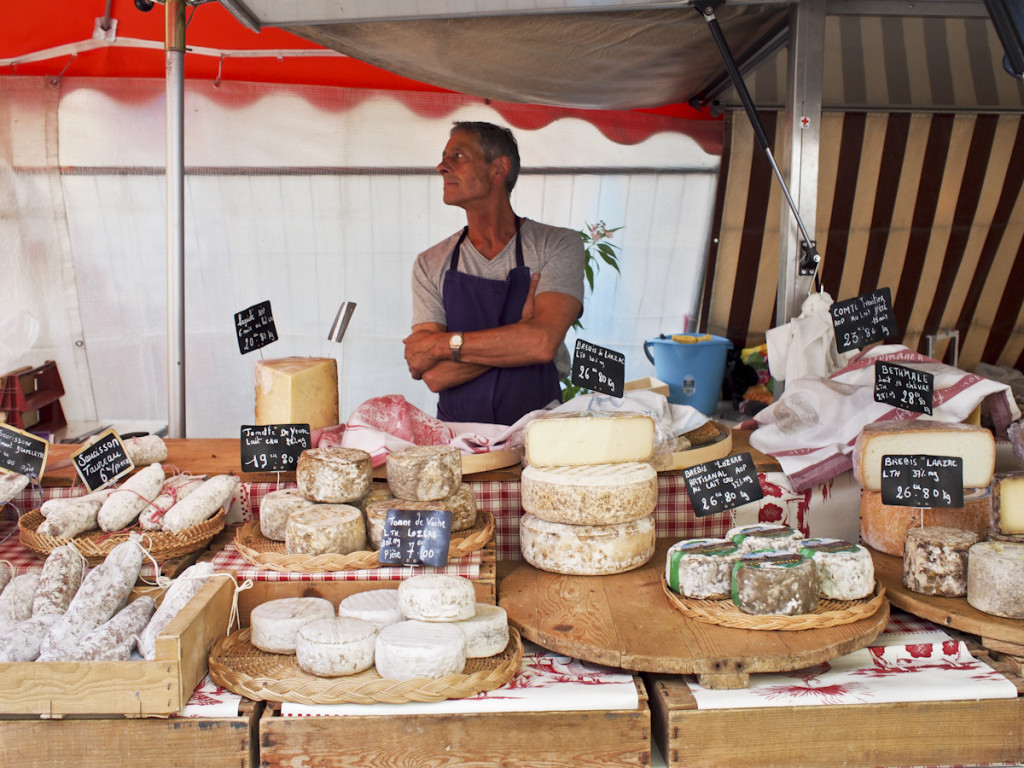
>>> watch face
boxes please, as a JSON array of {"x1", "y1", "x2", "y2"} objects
[{"x1": 450, "y1": 333, "x2": 463, "y2": 347}]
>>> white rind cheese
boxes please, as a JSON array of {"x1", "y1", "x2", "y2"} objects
[
  {"x1": 665, "y1": 538, "x2": 741, "y2": 599},
  {"x1": 852, "y1": 421, "x2": 996, "y2": 492},
  {"x1": 386, "y1": 445, "x2": 463, "y2": 501},
  {"x1": 524, "y1": 412, "x2": 656, "y2": 467},
  {"x1": 798, "y1": 539, "x2": 875, "y2": 600},
  {"x1": 249, "y1": 597, "x2": 335, "y2": 654},
  {"x1": 375, "y1": 620, "x2": 467, "y2": 681},
  {"x1": 397, "y1": 574, "x2": 476, "y2": 622},
  {"x1": 295, "y1": 617, "x2": 377, "y2": 677},
  {"x1": 991, "y1": 471, "x2": 1024, "y2": 535},
  {"x1": 285, "y1": 504, "x2": 366, "y2": 555},
  {"x1": 732, "y1": 551, "x2": 820, "y2": 615},
  {"x1": 519, "y1": 512, "x2": 656, "y2": 576},
  {"x1": 255, "y1": 356, "x2": 339, "y2": 432},
  {"x1": 967, "y1": 541, "x2": 1024, "y2": 619},
  {"x1": 456, "y1": 603, "x2": 509, "y2": 658},
  {"x1": 726, "y1": 523, "x2": 805, "y2": 554},
  {"x1": 902, "y1": 526, "x2": 978, "y2": 597},
  {"x1": 521, "y1": 462, "x2": 657, "y2": 525},
  {"x1": 296, "y1": 447, "x2": 373, "y2": 504},
  {"x1": 337, "y1": 589, "x2": 404, "y2": 631},
  {"x1": 859, "y1": 487, "x2": 992, "y2": 556},
  {"x1": 258, "y1": 488, "x2": 309, "y2": 542}
]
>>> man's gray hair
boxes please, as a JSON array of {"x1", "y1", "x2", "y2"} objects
[{"x1": 451, "y1": 121, "x2": 520, "y2": 193}]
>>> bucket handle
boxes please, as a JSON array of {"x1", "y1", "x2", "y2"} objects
[{"x1": 643, "y1": 334, "x2": 669, "y2": 365}]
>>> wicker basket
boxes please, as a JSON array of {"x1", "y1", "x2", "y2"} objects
[
  {"x1": 233, "y1": 509, "x2": 495, "y2": 572},
  {"x1": 209, "y1": 625, "x2": 523, "y2": 705},
  {"x1": 18, "y1": 507, "x2": 227, "y2": 566},
  {"x1": 662, "y1": 577, "x2": 887, "y2": 631}
]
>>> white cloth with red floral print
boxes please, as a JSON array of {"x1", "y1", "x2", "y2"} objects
[{"x1": 685, "y1": 610, "x2": 1018, "y2": 709}]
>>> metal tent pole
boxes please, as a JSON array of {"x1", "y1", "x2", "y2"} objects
[{"x1": 166, "y1": 0, "x2": 186, "y2": 437}]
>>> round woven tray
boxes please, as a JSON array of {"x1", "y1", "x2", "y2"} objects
[
  {"x1": 18, "y1": 507, "x2": 227, "y2": 566},
  {"x1": 662, "y1": 578, "x2": 887, "y2": 631},
  {"x1": 209, "y1": 625, "x2": 523, "y2": 705},
  {"x1": 233, "y1": 509, "x2": 495, "y2": 572}
]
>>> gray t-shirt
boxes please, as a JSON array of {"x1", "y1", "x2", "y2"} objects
[{"x1": 411, "y1": 218, "x2": 585, "y2": 376}]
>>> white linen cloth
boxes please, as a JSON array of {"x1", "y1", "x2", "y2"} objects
[
  {"x1": 749, "y1": 344, "x2": 1022, "y2": 491},
  {"x1": 765, "y1": 291, "x2": 856, "y2": 382},
  {"x1": 179, "y1": 674, "x2": 242, "y2": 718}
]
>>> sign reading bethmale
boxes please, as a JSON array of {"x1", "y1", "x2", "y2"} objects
[
  {"x1": 572, "y1": 339, "x2": 625, "y2": 397},
  {"x1": 240, "y1": 424, "x2": 311, "y2": 473},
  {"x1": 0, "y1": 423, "x2": 48, "y2": 481},
  {"x1": 234, "y1": 300, "x2": 278, "y2": 355},
  {"x1": 880, "y1": 454, "x2": 964, "y2": 508},
  {"x1": 831, "y1": 287, "x2": 897, "y2": 353},
  {"x1": 71, "y1": 429, "x2": 135, "y2": 492},
  {"x1": 683, "y1": 452, "x2": 764, "y2": 518},
  {"x1": 874, "y1": 360, "x2": 934, "y2": 415},
  {"x1": 378, "y1": 508, "x2": 452, "y2": 567}
]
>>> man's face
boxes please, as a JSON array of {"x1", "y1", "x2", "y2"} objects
[{"x1": 436, "y1": 131, "x2": 503, "y2": 208}]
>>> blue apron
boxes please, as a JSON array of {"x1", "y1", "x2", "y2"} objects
[{"x1": 436, "y1": 218, "x2": 562, "y2": 424}]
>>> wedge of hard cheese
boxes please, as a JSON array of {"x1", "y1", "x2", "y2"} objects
[
  {"x1": 992, "y1": 471, "x2": 1024, "y2": 535},
  {"x1": 524, "y1": 411, "x2": 655, "y2": 467},
  {"x1": 255, "y1": 356, "x2": 339, "y2": 432},
  {"x1": 852, "y1": 420, "x2": 996, "y2": 492}
]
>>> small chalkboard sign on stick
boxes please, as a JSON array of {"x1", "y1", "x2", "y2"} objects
[
  {"x1": 378, "y1": 508, "x2": 452, "y2": 567},
  {"x1": 880, "y1": 454, "x2": 964, "y2": 508},
  {"x1": 874, "y1": 360, "x2": 934, "y2": 415},
  {"x1": 71, "y1": 429, "x2": 135, "y2": 492},
  {"x1": 0, "y1": 424, "x2": 48, "y2": 481},
  {"x1": 683, "y1": 452, "x2": 764, "y2": 518},
  {"x1": 572, "y1": 339, "x2": 625, "y2": 397},
  {"x1": 234, "y1": 300, "x2": 278, "y2": 355},
  {"x1": 831, "y1": 287, "x2": 897, "y2": 353},
  {"x1": 240, "y1": 424, "x2": 311, "y2": 473}
]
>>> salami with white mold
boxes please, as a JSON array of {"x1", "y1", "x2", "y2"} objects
[
  {"x1": 161, "y1": 474, "x2": 238, "y2": 533},
  {"x1": 136, "y1": 562, "x2": 215, "y2": 660},
  {"x1": 32, "y1": 543, "x2": 87, "y2": 616},
  {"x1": 0, "y1": 572, "x2": 40, "y2": 629},
  {"x1": 98, "y1": 462, "x2": 166, "y2": 532},
  {"x1": 0, "y1": 614, "x2": 61, "y2": 661},
  {"x1": 66, "y1": 595, "x2": 156, "y2": 661},
  {"x1": 139, "y1": 473, "x2": 206, "y2": 531}
]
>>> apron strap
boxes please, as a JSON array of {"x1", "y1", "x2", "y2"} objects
[{"x1": 449, "y1": 217, "x2": 523, "y2": 273}]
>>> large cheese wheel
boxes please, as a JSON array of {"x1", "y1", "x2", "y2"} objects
[
  {"x1": 397, "y1": 574, "x2": 476, "y2": 622},
  {"x1": 902, "y1": 526, "x2": 978, "y2": 597},
  {"x1": 337, "y1": 589, "x2": 403, "y2": 631},
  {"x1": 521, "y1": 462, "x2": 657, "y2": 525},
  {"x1": 258, "y1": 488, "x2": 309, "y2": 542},
  {"x1": 285, "y1": 503, "x2": 366, "y2": 555},
  {"x1": 798, "y1": 539, "x2": 875, "y2": 600},
  {"x1": 859, "y1": 487, "x2": 991, "y2": 556},
  {"x1": 852, "y1": 421, "x2": 996, "y2": 492},
  {"x1": 524, "y1": 411, "x2": 656, "y2": 467},
  {"x1": 375, "y1": 620, "x2": 467, "y2": 681},
  {"x1": 519, "y1": 512, "x2": 656, "y2": 576},
  {"x1": 296, "y1": 447, "x2": 373, "y2": 503},
  {"x1": 991, "y1": 471, "x2": 1024, "y2": 535},
  {"x1": 386, "y1": 445, "x2": 462, "y2": 501},
  {"x1": 665, "y1": 538, "x2": 741, "y2": 599},
  {"x1": 967, "y1": 541, "x2": 1024, "y2": 618},
  {"x1": 731, "y1": 551, "x2": 820, "y2": 615},
  {"x1": 456, "y1": 603, "x2": 509, "y2": 658},
  {"x1": 249, "y1": 597, "x2": 335, "y2": 654},
  {"x1": 295, "y1": 617, "x2": 377, "y2": 677},
  {"x1": 255, "y1": 357, "x2": 339, "y2": 432}
]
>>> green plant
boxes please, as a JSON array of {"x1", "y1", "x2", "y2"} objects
[{"x1": 561, "y1": 221, "x2": 623, "y2": 400}]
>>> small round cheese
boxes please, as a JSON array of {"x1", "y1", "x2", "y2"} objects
[
  {"x1": 386, "y1": 445, "x2": 462, "y2": 501},
  {"x1": 665, "y1": 538, "x2": 741, "y2": 599},
  {"x1": 375, "y1": 620, "x2": 467, "y2": 681},
  {"x1": 727, "y1": 523, "x2": 804, "y2": 554},
  {"x1": 456, "y1": 603, "x2": 509, "y2": 658},
  {"x1": 250, "y1": 597, "x2": 335, "y2": 654},
  {"x1": 259, "y1": 488, "x2": 309, "y2": 541},
  {"x1": 902, "y1": 526, "x2": 978, "y2": 597},
  {"x1": 798, "y1": 538, "x2": 875, "y2": 600},
  {"x1": 398, "y1": 574, "x2": 476, "y2": 622},
  {"x1": 519, "y1": 513, "x2": 656, "y2": 576},
  {"x1": 521, "y1": 462, "x2": 658, "y2": 525},
  {"x1": 968, "y1": 541, "x2": 1024, "y2": 618},
  {"x1": 295, "y1": 617, "x2": 377, "y2": 677},
  {"x1": 285, "y1": 504, "x2": 366, "y2": 555},
  {"x1": 364, "y1": 486, "x2": 478, "y2": 549},
  {"x1": 296, "y1": 447, "x2": 373, "y2": 503},
  {"x1": 337, "y1": 589, "x2": 404, "y2": 631},
  {"x1": 732, "y1": 550, "x2": 820, "y2": 615}
]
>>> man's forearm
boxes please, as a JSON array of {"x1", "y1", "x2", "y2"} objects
[{"x1": 420, "y1": 359, "x2": 491, "y2": 392}]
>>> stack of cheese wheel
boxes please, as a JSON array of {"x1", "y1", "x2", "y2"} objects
[
  {"x1": 724, "y1": 524, "x2": 821, "y2": 615},
  {"x1": 519, "y1": 411, "x2": 658, "y2": 575},
  {"x1": 360, "y1": 445, "x2": 479, "y2": 551},
  {"x1": 968, "y1": 471, "x2": 1024, "y2": 618}
]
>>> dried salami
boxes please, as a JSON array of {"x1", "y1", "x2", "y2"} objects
[
  {"x1": 139, "y1": 473, "x2": 206, "y2": 531},
  {"x1": 137, "y1": 562, "x2": 214, "y2": 660},
  {"x1": 161, "y1": 474, "x2": 238, "y2": 533},
  {"x1": 0, "y1": 572, "x2": 40, "y2": 630},
  {"x1": 0, "y1": 561, "x2": 13, "y2": 595},
  {"x1": 97, "y1": 462, "x2": 165, "y2": 532},
  {"x1": 33, "y1": 543, "x2": 87, "y2": 616},
  {"x1": 36, "y1": 498, "x2": 102, "y2": 538},
  {"x1": 0, "y1": 613, "x2": 61, "y2": 662},
  {"x1": 65, "y1": 595, "x2": 156, "y2": 662}
]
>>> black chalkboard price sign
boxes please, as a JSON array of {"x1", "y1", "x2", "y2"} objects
[
  {"x1": 71, "y1": 429, "x2": 135, "y2": 492},
  {"x1": 234, "y1": 300, "x2": 278, "y2": 355},
  {"x1": 683, "y1": 452, "x2": 764, "y2": 518},
  {"x1": 831, "y1": 287, "x2": 897, "y2": 353},
  {"x1": 874, "y1": 360, "x2": 934, "y2": 415},
  {"x1": 880, "y1": 454, "x2": 964, "y2": 508},
  {"x1": 240, "y1": 424, "x2": 311, "y2": 473},
  {"x1": 378, "y1": 508, "x2": 452, "y2": 567},
  {"x1": 572, "y1": 339, "x2": 625, "y2": 397},
  {"x1": 0, "y1": 423, "x2": 48, "y2": 481}
]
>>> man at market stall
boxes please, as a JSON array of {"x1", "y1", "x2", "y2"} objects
[{"x1": 403, "y1": 121, "x2": 585, "y2": 425}]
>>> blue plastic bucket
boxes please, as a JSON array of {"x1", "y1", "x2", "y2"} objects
[{"x1": 643, "y1": 334, "x2": 733, "y2": 414}]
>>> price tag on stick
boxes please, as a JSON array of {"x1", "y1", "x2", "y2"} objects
[
  {"x1": 234, "y1": 300, "x2": 278, "y2": 355},
  {"x1": 880, "y1": 454, "x2": 964, "y2": 508},
  {"x1": 240, "y1": 424, "x2": 311, "y2": 473},
  {"x1": 378, "y1": 509, "x2": 452, "y2": 567},
  {"x1": 0, "y1": 423, "x2": 48, "y2": 481},
  {"x1": 831, "y1": 287, "x2": 897, "y2": 353},
  {"x1": 71, "y1": 429, "x2": 134, "y2": 492},
  {"x1": 572, "y1": 339, "x2": 625, "y2": 397},
  {"x1": 874, "y1": 360, "x2": 934, "y2": 415},
  {"x1": 683, "y1": 452, "x2": 764, "y2": 518}
]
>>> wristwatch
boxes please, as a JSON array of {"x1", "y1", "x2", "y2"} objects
[{"x1": 449, "y1": 333, "x2": 464, "y2": 363}]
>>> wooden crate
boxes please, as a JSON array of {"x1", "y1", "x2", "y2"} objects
[
  {"x1": 258, "y1": 677, "x2": 650, "y2": 768},
  {"x1": 645, "y1": 657, "x2": 1024, "y2": 768},
  {"x1": 0, "y1": 576, "x2": 234, "y2": 716},
  {"x1": 0, "y1": 700, "x2": 259, "y2": 768}
]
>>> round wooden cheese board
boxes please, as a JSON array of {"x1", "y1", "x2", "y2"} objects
[{"x1": 500, "y1": 537, "x2": 890, "y2": 689}]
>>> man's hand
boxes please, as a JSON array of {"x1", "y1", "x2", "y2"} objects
[
  {"x1": 403, "y1": 328, "x2": 442, "y2": 380},
  {"x1": 520, "y1": 272, "x2": 541, "y2": 323}
]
